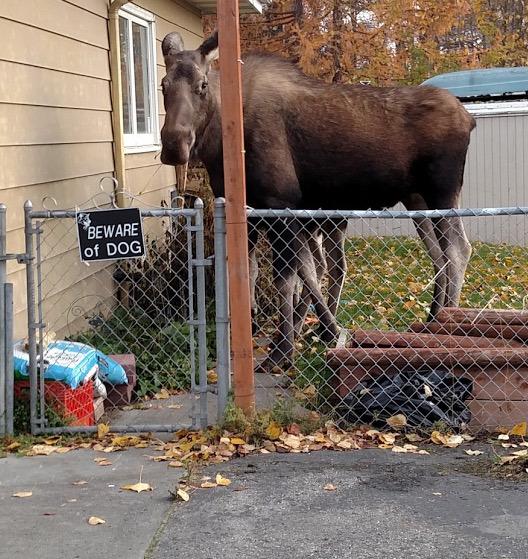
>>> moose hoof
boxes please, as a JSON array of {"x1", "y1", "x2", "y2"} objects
[{"x1": 317, "y1": 325, "x2": 340, "y2": 345}]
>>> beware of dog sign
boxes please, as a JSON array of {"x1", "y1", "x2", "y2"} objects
[{"x1": 76, "y1": 208, "x2": 145, "y2": 262}]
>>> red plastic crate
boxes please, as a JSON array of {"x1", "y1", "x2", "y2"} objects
[{"x1": 15, "y1": 380, "x2": 95, "y2": 427}]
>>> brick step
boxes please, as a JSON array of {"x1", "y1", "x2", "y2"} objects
[
  {"x1": 409, "y1": 321, "x2": 528, "y2": 343},
  {"x1": 349, "y1": 329, "x2": 523, "y2": 349},
  {"x1": 437, "y1": 307, "x2": 528, "y2": 327}
]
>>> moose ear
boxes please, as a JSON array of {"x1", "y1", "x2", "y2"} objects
[
  {"x1": 162, "y1": 32, "x2": 184, "y2": 66},
  {"x1": 198, "y1": 31, "x2": 219, "y2": 65}
]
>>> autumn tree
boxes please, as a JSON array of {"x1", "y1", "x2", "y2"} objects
[{"x1": 204, "y1": 0, "x2": 527, "y2": 86}]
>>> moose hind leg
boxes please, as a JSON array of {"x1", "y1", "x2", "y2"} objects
[
  {"x1": 262, "y1": 220, "x2": 299, "y2": 372},
  {"x1": 296, "y1": 240, "x2": 340, "y2": 344},
  {"x1": 436, "y1": 215, "x2": 471, "y2": 307},
  {"x1": 293, "y1": 228, "x2": 326, "y2": 337},
  {"x1": 412, "y1": 216, "x2": 447, "y2": 318},
  {"x1": 323, "y1": 219, "x2": 347, "y2": 317}
]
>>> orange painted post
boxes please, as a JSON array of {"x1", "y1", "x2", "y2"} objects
[{"x1": 217, "y1": 0, "x2": 255, "y2": 414}]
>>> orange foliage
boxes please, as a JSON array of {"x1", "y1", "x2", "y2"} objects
[{"x1": 204, "y1": 0, "x2": 528, "y2": 85}]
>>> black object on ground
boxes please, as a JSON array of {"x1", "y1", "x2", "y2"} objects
[{"x1": 342, "y1": 368, "x2": 473, "y2": 428}]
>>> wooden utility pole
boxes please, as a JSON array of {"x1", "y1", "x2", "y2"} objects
[{"x1": 217, "y1": 0, "x2": 255, "y2": 414}]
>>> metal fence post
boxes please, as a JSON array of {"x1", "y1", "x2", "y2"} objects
[
  {"x1": 0, "y1": 203, "x2": 6, "y2": 435},
  {"x1": 214, "y1": 198, "x2": 231, "y2": 423},
  {"x1": 4, "y1": 283, "x2": 14, "y2": 435},
  {"x1": 194, "y1": 199, "x2": 208, "y2": 429},
  {"x1": 24, "y1": 201, "x2": 39, "y2": 435},
  {"x1": 185, "y1": 214, "x2": 198, "y2": 429}
]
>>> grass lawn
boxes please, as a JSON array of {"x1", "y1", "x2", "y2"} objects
[{"x1": 337, "y1": 236, "x2": 528, "y2": 331}]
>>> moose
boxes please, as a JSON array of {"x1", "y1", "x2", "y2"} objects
[{"x1": 160, "y1": 31, "x2": 476, "y2": 372}]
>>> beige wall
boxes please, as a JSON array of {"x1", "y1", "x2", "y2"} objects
[{"x1": 0, "y1": 0, "x2": 203, "y2": 338}]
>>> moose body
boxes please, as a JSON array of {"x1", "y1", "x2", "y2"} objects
[{"x1": 160, "y1": 32, "x2": 475, "y2": 371}]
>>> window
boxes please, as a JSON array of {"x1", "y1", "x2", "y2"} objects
[{"x1": 119, "y1": 5, "x2": 159, "y2": 152}]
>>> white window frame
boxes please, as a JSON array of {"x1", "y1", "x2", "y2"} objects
[{"x1": 119, "y1": 4, "x2": 160, "y2": 153}]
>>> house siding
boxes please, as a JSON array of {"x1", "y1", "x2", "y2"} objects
[{"x1": 0, "y1": 0, "x2": 203, "y2": 338}]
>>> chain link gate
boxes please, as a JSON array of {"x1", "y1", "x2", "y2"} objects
[
  {"x1": 18, "y1": 197, "x2": 229, "y2": 435},
  {"x1": 248, "y1": 207, "x2": 528, "y2": 432}
]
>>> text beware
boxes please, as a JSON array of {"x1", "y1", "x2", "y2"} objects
[{"x1": 76, "y1": 208, "x2": 145, "y2": 262}]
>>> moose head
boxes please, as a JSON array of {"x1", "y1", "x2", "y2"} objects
[{"x1": 160, "y1": 31, "x2": 219, "y2": 166}]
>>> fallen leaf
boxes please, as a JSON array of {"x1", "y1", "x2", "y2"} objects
[
  {"x1": 509, "y1": 422, "x2": 527, "y2": 437},
  {"x1": 391, "y1": 445, "x2": 408, "y2": 453},
  {"x1": 229, "y1": 437, "x2": 246, "y2": 446},
  {"x1": 43, "y1": 436, "x2": 61, "y2": 446},
  {"x1": 498, "y1": 434, "x2": 510, "y2": 441},
  {"x1": 512, "y1": 449, "x2": 528, "y2": 457},
  {"x1": 94, "y1": 458, "x2": 112, "y2": 466},
  {"x1": 6, "y1": 442, "x2": 21, "y2": 451},
  {"x1": 111, "y1": 435, "x2": 141, "y2": 447},
  {"x1": 12, "y1": 491, "x2": 32, "y2": 498},
  {"x1": 417, "y1": 450, "x2": 430, "y2": 455},
  {"x1": 379, "y1": 433, "x2": 397, "y2": 445},
  {"x1": 323, "y1": 483, "x2": 337, "y2": 491},
  {"x1": 167, "y1": 404, "x2": 182, "y2": 410},
  {"x1": 207, "y1": 370, "x2": 218, "y2": 384},
  {"x1": 97, "y1": 423, "x2": 110, "y2": 439},
  {"x1": 502, "y1": 443, "x2": 517, "y2": 448},
  {"x1": 430, "y1": 431, "x2": 447, "y2": 445},
  {"x1": 265, "y1": 422, "x2": 282, "y2": 441},
  {"x1": 121, "y1": 482, "x2": 152, "y2": 493},
  {"x1": 88, "y1": 516, "x2": 105, "y2": 525},
  {"x1": 365, "y1": 429, "x2": 381, "y2": 438},
  {"x1": 500, "y1": 455, "x2": 517, "y2": 465},
  {"x1": 29, "y1": 445, "x2": 56, "y2": 456},
  {"x1": 432, "y1": 492, "x2": 442, "y2": 496},
  {"x1": 465, "y1": 450, "x2": 484, "y2": 456},
  {"x1": 154, "y1": 389, "x2": 170, "y2": 400},
  {"x1": 287, "y1": 423, "x2": 301, "y2": 436},
  {"x1": 282, "y1": 435, "x2": 301, "y2": 449},
  {"x1": 72, "y1": 480, "x2": 88, "y2": 486},
  {"x1": 200, "y1": 481, "x2": 217, "y2": 489},
  {"x1": 405, "y1": 434, "x2": 423, "y2": 443},
  {"x1": 302, "y1": 384, "x2": 317, "y2": 398},
  {"x1": 387, "y1": 414, "x2": 407, "y2": 429},
  {"x1": 445, "y1": 435, "x2": 464, "y2": 448},
  {"x1": 176, "y1": 488, "x2": 190, "y2": 502},
  {"x1": 431, "y1": 432, "x2": 463, "y2": 448},
  {"x1": 461, "y1": 434, "x2": 476, "y2": 442},
  {"x1": 55, "y1": 447, "x2": 72, "y2": 454},
  {"x1": 215, "y1": 474, "x2": 231, "y2": 486},
  {"x1": 520, "y1": 442, "x2": 528, "y2": 448},
  {"x1": 168, "y1": 461, "x2": 184, "y2": 468},
  {"x1": 423, "y1": 384, "x2": 433, "y2": 398}
]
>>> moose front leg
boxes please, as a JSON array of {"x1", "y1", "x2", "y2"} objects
[{"x1": 256, "y1": 220, "x2": 299, "y2": 373}]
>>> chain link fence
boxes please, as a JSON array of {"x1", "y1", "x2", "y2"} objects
[
  {"x1": 13, "y1": 197, "x2": 229, "y2": 435},
  {"x1": 3, "y1": 199, "x2": 528, "y2": 435},
  {"x1": 247, "y1": 207, "x2": 528, "y2": 432}
]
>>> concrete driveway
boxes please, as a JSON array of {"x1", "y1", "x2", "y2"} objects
[
  {"x1": 150, "y1": 450, "x2": 528, "y2": 559},
  {"x1": 1, "y1": 447, "x2": 527, "y2": 559}
]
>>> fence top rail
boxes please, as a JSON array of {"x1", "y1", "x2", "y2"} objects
[
  {"x1": 246, "y1": 206, "x2": 528, "y2": 219},
  {"x1": 28, "y1": 208, "x2": 200, "y2": 219}
]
